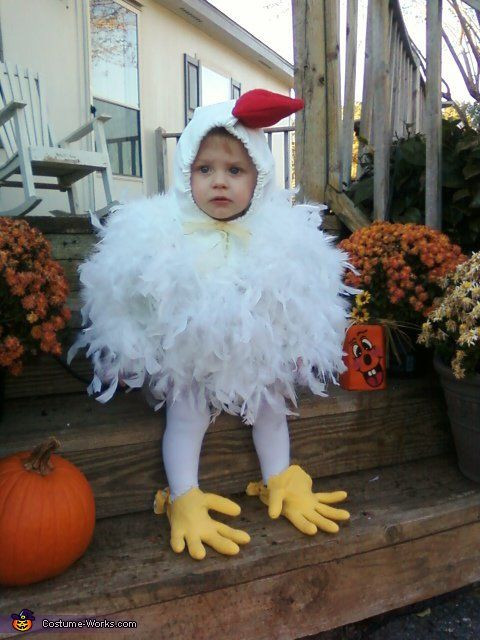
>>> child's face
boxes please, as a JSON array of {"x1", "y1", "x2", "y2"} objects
[{"x1": 191, "y1": 134, "x2": 257, "y2": 220}]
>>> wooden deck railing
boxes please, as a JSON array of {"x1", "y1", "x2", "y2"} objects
[
  {"x1": 155, "y1": 125, "x2": 295, "y2": 194},
  {"x1": 293, "y1": 0, "x2": 431, "y2": 231}
]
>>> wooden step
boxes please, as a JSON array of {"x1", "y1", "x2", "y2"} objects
[
  {"x1": 1, "y1": 455, "x2": 479, "y2": 639},
  {"x1": 1, "y1": 375, "x2": 451, "y2": 519}
]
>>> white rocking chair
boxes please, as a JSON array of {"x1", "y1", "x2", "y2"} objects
[{"x1": 0, "y1": 61, "x2": 117, "y2": 216}]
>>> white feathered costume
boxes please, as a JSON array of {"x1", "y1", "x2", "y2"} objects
[{"x1": 68, "y1": 95, "x2": 357, "y2": 426}]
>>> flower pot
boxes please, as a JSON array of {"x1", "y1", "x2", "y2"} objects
[
  {"x1": 434, "y1": 356, "x2": 480, "y2": 483},
  {"x1": 386, "y1": 327, "x2": 433, "y2": 378}
]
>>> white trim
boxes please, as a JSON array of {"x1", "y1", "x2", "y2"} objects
[
  {"x1": 93, "y1": 94, "x2": 141, "y2": 112},
  {"x1": 79, "y1": 0, "x2": 95, "y2": 211},
  {"x1": 124, "y1": 0, "x2": 145, "y2": 8},
  {"x1": 95, "y1": 172, "x2": 143, "y2": 182}
]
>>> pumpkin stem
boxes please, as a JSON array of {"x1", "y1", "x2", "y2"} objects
[{"x1": 23, "y1": 436, "x2": 60, "y2": 476}]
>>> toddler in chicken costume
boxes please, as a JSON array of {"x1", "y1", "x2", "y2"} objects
[{"x1": 69, "y1": 89, "x2": 357, "y2": 560}]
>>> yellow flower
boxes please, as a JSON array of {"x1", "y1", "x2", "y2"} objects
[
  {"x1": 452, "y1": 361, "x2": 466, "y2": 379},
  {"x1": 472, "y1": 303, "x2": 480, "y2": 320},
  {"x1": 435, "y1": 329, "x2": 448, "y2": 342},
  {"x1": 355, "y1": 291, "x2": 371, "y2": 307},
  {"x1": 458, "y1": 328, "x2": 478, "y2": 346},
  {"x1": 445, "y1": 320, "x2": 457, "y2": 333},
  {"x1": 351, "y1": 307, "x2": 370, "y2": 323}
]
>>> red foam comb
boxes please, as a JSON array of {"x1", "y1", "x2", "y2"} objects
[{"x1": 232, "y1": 89, "x2": 304, "y2": 128}]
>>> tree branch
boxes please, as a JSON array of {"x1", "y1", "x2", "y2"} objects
[
  {"x1": 450, "y1": 0, "x2": 480, "y2": 68},
  {"x1": 442, "y1": 27, "x2": 480, "y2": 99}
]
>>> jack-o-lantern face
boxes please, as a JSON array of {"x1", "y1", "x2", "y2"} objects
[
  {"x1": 340, "y1": 324, "x2": 386, "y2": 391},
  {"x1": 12, "y1": 618, "x2": 32, "y2": 632},
  {"x1": 11, "y1": 609, "x2": 35, "y2": 633}
]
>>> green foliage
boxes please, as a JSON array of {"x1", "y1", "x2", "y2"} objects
[
  {"x1": 346, "y1": 119, "x2": 480, "y2": 252},
  {"x1": 464, "y1": 102, "x2": 480, "y2": 131}
]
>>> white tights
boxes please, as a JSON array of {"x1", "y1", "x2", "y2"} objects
[{"x1": 162, "y1": 384, "x2": 290, "y2": 500}]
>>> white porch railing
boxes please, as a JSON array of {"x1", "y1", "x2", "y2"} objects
[{"x1": 155, "y1": 125, "x2": 295, "y2": 194}]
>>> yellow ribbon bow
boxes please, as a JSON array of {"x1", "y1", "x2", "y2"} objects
[{"x1": 182, "y1": 219, "x2": 252, "y2": 256}]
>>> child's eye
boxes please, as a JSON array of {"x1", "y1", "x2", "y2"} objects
[
  {"x1": 230, "y1": 167, "x2": 241, "y2": 175},
  {"x1": 199, "y1": 166, "x2": 210, "y2": 174}
]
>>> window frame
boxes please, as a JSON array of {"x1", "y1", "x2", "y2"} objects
[
  {"x1": 231, "y1": 79, "x2": 241, "y2": 100},
  {"x1": 89, "y1": 0, "x2": 143, "y2": 178},
  {"x1": 184, "y1": 54, "x2": 201, "y2": 126}
]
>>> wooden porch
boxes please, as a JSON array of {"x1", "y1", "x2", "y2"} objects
[
  {"x1": 2, "y1": 372, "x2": 480, "y2": 638},
  {"x1": 2, "y1": 217, "x2": 480, "y2": 639},
  {"x1": 2, "y1": 1, "x2": 480, "y2": 638}
]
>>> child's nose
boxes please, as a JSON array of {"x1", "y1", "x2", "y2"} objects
[{"x1": 212, "y1": 171, "x2": 228, "y2": 187}]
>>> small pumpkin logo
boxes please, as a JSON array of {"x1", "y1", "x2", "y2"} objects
[{"x1": 11, "y1": 608, "x2": 35, "y2": 632}]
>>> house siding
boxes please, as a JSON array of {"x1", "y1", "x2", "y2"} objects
[{"x1": 0, "y1": 0, "x2": 291, "y2": 215}]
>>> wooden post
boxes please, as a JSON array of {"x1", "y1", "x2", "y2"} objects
[
  {"x1": 156, "y1": 126, "x2": 168, "y2": 194},
  {"x1": 390, "y1": 29, "x2": 400, "y2": 138},
  {"x1": 407, "y1": 62, "x2": 413, "y2": 129},
  {"x1": 425, "y1": 0, "x2": 442, "y2": 230},
  {"x1": 292, "y1": 0, "x2": 328, "y2": 203},
  {"x1": 412, "y1": 67, "x2": 420, "y2": 132},
  {"x1": 324, "y1": 0, "x2": 342, "y2": 190},
  {"x1": 341, "y1": 0, "x2": 358, "y2": 189},
  {"x1": 372, "y1": 0, "x2": 390, "y2": 221},
  {"x1": 358, "y1": 0, "x2": 374, "y2": 178},
  {"x1": 389, "y1": 29, "x2": 399, "y2": 138}
]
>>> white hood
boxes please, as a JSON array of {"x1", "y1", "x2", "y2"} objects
[{"x1": 171, "y1": 100, "x2": 277, "y2": 221}]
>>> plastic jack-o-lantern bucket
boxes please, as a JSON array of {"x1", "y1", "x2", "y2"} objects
[{"x1": 340, "y1": 324, "x2": 387, "y2": 391}]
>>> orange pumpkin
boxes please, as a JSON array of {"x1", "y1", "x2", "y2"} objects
[{"x1": 0, "y1": 437, "x2": 95, "y2": 586}]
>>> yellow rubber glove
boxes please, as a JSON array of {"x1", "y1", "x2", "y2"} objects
[
  {"x1": 246, "y1": 464, "x2": 350, "y2": 535},
  {"x1": 154, "y1": 486, "x2": 251, "y2": 560}
]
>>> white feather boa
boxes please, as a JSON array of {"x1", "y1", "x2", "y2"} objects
[{"x1": 68, "y1": 189, "x2": 358, "y2": 425}]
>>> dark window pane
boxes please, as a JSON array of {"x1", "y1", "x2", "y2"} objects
[
  {"x1": 184, "y1": 54, "x2": 200, "y2": 125},
  {"x1": 231, "y1": 81, "x2": 241, "y2": 100},
  {"x1": 93, "y1": 98, "x2": 141, "y2": 177},
  {"x1": 188, "y1": 64, "x2": 198, "y2": 110}
]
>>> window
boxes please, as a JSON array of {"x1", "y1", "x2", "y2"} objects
[
  {"x1": 184, "y1": 56, "x2": 241, "y2": 125},
  {"x1": 201, "y1": 66, "x2": 230, "y2": 106},
  {"x1": 90, "y1": 0, "x2": 142, "y2": 177}
]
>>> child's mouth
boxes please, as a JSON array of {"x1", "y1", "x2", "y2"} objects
[{"x1": 211, "y1": 198, "x2": 232, "y2": 204}]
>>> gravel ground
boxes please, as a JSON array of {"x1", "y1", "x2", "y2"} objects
[{"x1": 300, "y1": 582, "x2": 480, "y2": 640}]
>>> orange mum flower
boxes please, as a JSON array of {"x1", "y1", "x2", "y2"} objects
[
  {"x1": 0, "y1": 217, "x2": 71, "y2": 375},
  {"x1": 339, "y1": 221, "x2": 466, "y2": 326}
]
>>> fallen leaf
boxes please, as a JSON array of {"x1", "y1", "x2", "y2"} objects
[{"x1": 416, "y1": 608, "x2": 431, "y2": 618}]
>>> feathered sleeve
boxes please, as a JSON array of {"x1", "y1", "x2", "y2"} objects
[{"x1": 67, "y1": 194, "x2": 178, "y2": 402}]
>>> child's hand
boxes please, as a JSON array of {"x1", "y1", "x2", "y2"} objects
[{"x1": 296, "y1": 357, "x2": 303, "y2": 368}]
